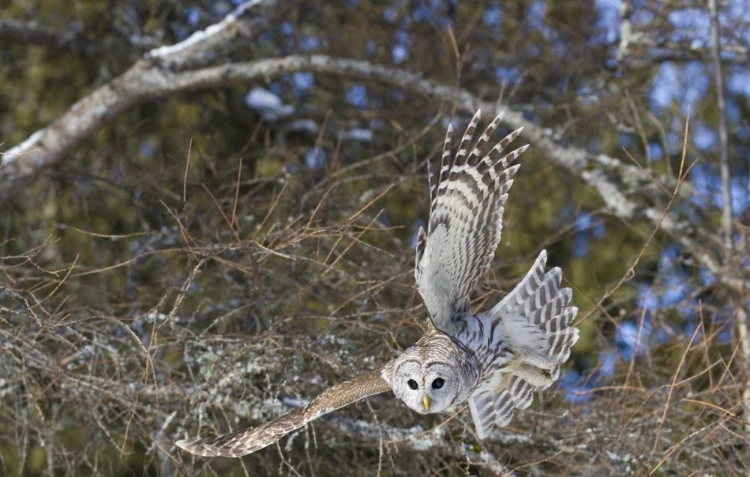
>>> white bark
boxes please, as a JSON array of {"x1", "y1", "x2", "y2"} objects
[{"x1": 3, "y1": 52, "x2": 745, "y2": 295}]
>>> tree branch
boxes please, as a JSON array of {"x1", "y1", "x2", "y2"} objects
[
  {"x1": 615, "y1": 0, "x2": 748, "y2": 67},
  {"x1": 709, "y1": 0, "x2": 733, "y2": 251},
  {"x1": 0, "y1": 0, "x2": 276, "y2": 180},
  {"x1": 709, "y1": 0, "x2": 749, "y2": 434},
  {"x1": 145, "y1": 0, "x2": 277, "y2": 70},
  {"x1": 621, "y1": 39, "x2": 750, "y2": 66},
  {"x1": 3, "y1": 53, "x2": 745, "y2": 295},
  {"x1": 0, "y1": 19, "x2": 103, "y2": 55}
]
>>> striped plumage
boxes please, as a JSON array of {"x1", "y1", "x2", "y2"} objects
[
  {"x1": 176, "y1": 110, "x2": 578, "y2": 458},
  {"x1": 416, "y1": 110, "x2": 526, "y2": 335},
  {"x1": 468, "y1": 249, "x2": 579, "y2": 437},
  {"x1": 413, "y1": 110, "x2": 578, "y2": 438}
]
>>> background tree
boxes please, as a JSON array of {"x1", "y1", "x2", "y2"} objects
[{"x1": 1, "y1": 0, "x2": 749, "y2": 475}]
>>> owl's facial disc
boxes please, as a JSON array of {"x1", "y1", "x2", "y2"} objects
[{"x1": 393, "y1": 358, "x2": 458, "y2": 414}]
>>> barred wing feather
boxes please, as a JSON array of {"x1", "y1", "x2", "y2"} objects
[
  {"x1": 469, "y1": 250, "x2": 580, "y2": 438},
  {"x1": 415, "y1": 110, "x2": 528, "y2": 335}
]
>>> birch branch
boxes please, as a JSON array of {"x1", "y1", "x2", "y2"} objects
[
  {"x1": 709, "y1": 0, "x2": 733, "y2": 251},
  {"x1": 1, "y1": 0, "x2": 276, "y2": 180},
  {"x1": 0, "y1": 19, "x2": 103, "y2": 55},
  {"x1": 3, "y1": 53, "x2": 745, "y2": 294}
]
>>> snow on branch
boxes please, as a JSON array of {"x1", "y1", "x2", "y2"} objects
[
  {"x1": 1, "y1": 0, "x2": 276, "y2": 179},
  {"x1": 1, "y1": 51, "x2": 741, "y2": 293},
  {"x1": 146, "y1": 0, "x2": 268, "y2": 60}
]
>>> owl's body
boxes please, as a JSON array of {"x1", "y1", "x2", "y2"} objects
[
  {"x1": 177, "y1": 110, "x2": 579, "y2": 457},
  {"x1": 386, "y1": 246, "x2": 576, "y2": 437}
]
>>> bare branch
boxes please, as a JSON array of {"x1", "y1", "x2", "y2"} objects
[
  {"x1": 0, "y1": 19, "x2": 103, "y2": 55},
  {"x1": 1, "y1": 0, "x2": 277, "y2": 179},
  {"x1": 145, "y1": 0, "x2": 275, "y2": 69},
  {"x1": 709, "y1": 0, "x2": 733, "y2": 252},
  {"x1": 4, "y1": 52, "x2": 745, "y2": 295},
  {"x1": 615, "y1": 0, "x2": 749, "y2": 67},
  {"x1": 617, "y1": 0, "x2": 636, "y2": 65},
  {"x1": 622, "y1": 39, "x2": 750, "y2": 66},
  {"x1": 709, "y1": 0, "x2": 749, "y2": 433}
]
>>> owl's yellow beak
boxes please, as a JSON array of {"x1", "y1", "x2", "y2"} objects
[{"x1": 422, "y1": 396, "x2": 430, "y2": 411}]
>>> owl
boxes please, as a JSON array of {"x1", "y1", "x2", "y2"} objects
[{"x1": 176, "y1": 110, "x2": 579, "y2": 457}]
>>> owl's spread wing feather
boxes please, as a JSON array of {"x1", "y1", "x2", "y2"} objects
[
  {"x1": 415, "y1": 110, "x2": 527, "y2": 335},
  {"x1": 176, "y1": 365, "x2": 392, "y2": 457},
  {"x1": 491, "y1": 250, "x2": 579, "y2": 365},
  {"x1": 469, "y1": 250, "x2": 579, "y2": 438}
]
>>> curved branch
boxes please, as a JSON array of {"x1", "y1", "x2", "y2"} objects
[
  {"x1": 0, "y1": 19, "x2": 103, "y2": 55},
  {"x1": 0, "y1": 55, "x2": 654, "y2": 196},
  {"x1": 2, "y1": 55, "x2": 745, "y2": 293},
  {"x1": 1, "y1": 0, "x2": 276, "y2": 179}
]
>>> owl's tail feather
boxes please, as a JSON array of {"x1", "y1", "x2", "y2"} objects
[{"x1": 469, "y1": 250, "x2": 578, "y2": 439}]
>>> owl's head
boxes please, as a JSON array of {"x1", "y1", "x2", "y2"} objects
[{"x1": 390, "y1": 346, "x2": 462, "y2": 414}]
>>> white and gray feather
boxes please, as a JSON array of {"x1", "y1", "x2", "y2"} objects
[
  {"x1": 469, "y1": 250, "x2": 579, "y2": 438},
  {"x1": 416, "y1": 110, "x2": 527, "y2": 335}
]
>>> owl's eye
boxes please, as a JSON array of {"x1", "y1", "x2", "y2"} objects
[
  {"x1": 432, "y1": 378, "x2": 445, "y2": 389},
  {"x1": 407, "y1": 379, "x2": 418, "y2": 390}
]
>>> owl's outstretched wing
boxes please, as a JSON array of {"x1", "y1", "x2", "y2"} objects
[
  {"x1": 415, "y1": 109, "x2": 528, "y2": 335},
  {"x1": 176, "y1": 366, "x2": 392, "y2": 457},
  {"x1": 469, "y1": 250, "x2": 579, "y2": 438}
]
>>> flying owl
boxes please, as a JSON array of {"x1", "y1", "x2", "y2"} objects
[{"x1": 176, "y1": 109, "x2": 579, "y2": 457}]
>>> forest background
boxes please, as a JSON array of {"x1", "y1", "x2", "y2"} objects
[{"x1": 1, "y1": 0, "x2": 749, "y2": 475}]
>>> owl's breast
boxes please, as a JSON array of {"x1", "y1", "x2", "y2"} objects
[{"x1": 456, "y1": 312, "x2": 515, "y2": 381}]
